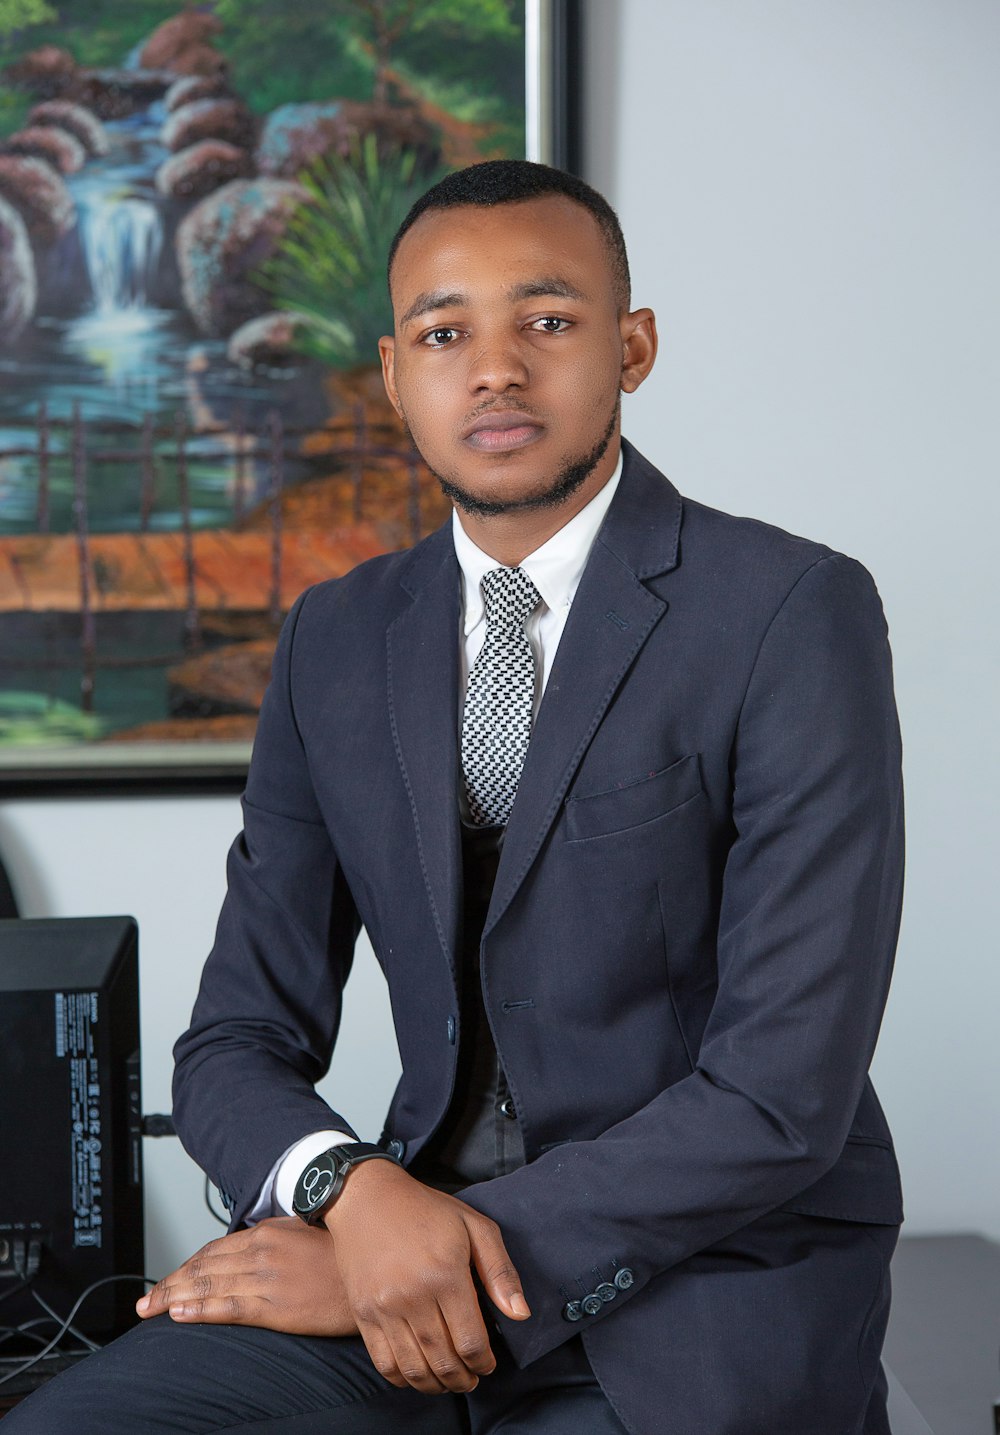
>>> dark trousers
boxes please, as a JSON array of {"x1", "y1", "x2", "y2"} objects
[{"x1": 1, "y1": 1318, "x2": 628, "y2": 1434}]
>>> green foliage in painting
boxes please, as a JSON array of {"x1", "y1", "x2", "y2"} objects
[
  {"x1": 210, "y1": 0, "x2": 523, "y2": 138},
  {"x1": 258, "y1": 134, "x2": 443, "y2": 370},
  {"x1": 327, "y1": 0, "x2": 518, "y2": 104},
  {"x1": 211, "y1": 0, "x2": 374, "y2": 112},
  {"x1": 0, "y1": 0, "x2": 57, "y2": 44},
  {"x1": 0, "y1": 692, "x2": 104, "y2": 745}
]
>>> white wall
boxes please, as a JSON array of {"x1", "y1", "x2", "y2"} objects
[
  {"x1": 0, "y1": 1, "x2": 996, "y2": 1275},
  {"x1": 583, "y1": 0, "x2": 1000, "y2": 1236}
]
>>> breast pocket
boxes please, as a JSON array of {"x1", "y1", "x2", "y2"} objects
[{"x1": 564, "y1": 754, "x2": 704, "y2": 841}]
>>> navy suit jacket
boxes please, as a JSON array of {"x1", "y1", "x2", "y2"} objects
[{"x1": 173, "y1": 441, "x2": 904, "y2": 1434}]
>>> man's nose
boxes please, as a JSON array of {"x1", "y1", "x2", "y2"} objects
[{"x1": 467, "y1": 333, "x2": 529, "y2": 394}]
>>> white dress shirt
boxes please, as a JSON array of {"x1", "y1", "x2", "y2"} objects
[{"x1": 248, "y1": 452, "x2": 624, "y2": 1222}]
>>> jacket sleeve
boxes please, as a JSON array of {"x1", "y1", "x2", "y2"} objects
[
  {"x1": 172, "y1": 588, "x2": 363, "y2": 1228},
  {"x1": 460, "y1": 553, "x2": 905, "y2": 1367}
]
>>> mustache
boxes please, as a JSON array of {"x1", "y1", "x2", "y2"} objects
[{"x1": 462, "y1": 399, "x2": 542, "y2": 425}]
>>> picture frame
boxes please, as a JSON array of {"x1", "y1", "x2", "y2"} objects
[{"x1": 0, "y1": 0, "x2": 582, "y2": 796}]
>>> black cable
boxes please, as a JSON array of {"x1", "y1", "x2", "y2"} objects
[
  {"x1": 0, "y1": 1323, "x2": 61, "y2": 1352},
  {"x1": 0, "y1": 1273, "x2": 155, "y2": 1388},
  {"x1": 0, "y1": 1318, "x2": 93, "y2": 1356},
  {"x1": 203, "y1": 1174, "x2": 229, "y2": 1227},
  {"x1": 0, "y1": 1312, "x2": 98, "y2": 1351},
  {"x1": 30, "y1": 1289, "x2": 100, "y2": 1353}
]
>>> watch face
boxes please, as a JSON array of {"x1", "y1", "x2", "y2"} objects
[{"x1": 296, "y1": 1151, "x2": 338, "y2": 1216}]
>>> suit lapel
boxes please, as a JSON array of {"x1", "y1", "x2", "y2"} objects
[
  {"x1": 485, "y1": 442, "x2": 683, "y2": 936},
  {"x1": 386, "y1": 531, "x2": 464, "y2": 977}
]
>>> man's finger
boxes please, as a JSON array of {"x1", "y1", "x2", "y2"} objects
[
  {"x1": 138, "y1": 1267, "x2": 252, "y2": 1319},
  {"x1": 356, "y1": 1320, "x2": 408, "y2": 1391},
  {"x1": 436, "y1": 1284, "x2": 497, "y2": 1378},
  {"x1": 166, "y1": 1294, "x2": 259, "y2": 1324},
  {"x1": 359, "y1": 1316, "x2": 448, "y2": 1396},
  {"x1": 466, "y1": 1220, "x2": 531, "y2": 1321},
  {"x1": 406, "y1": 1305, "x2": 483, "y2": 1393}
]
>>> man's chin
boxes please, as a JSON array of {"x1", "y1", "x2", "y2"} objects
[
  {"x1": 427, "y1": 412, "x2": 619, "y2": 521},
  {"x1": 437, "y1": 474, "x2": 580, "y2": 519}
]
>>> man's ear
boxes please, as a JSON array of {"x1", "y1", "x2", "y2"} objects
[
  {"x1": 619, "y1": 308, "x2": 658, "y2": 394},
  {"x1": 378, "y1": 335, "x2": 404, "y2": 419}
]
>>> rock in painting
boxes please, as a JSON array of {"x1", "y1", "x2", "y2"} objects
[
  {"x1": 161, "y1": 43, "x2": 229, "y2": 79},
  {"x1": 1, "y1": 45, "x2": 77, "y2": 99},
  {"x1": 165, "y1": 74, "x2": 231, "y2": 113},
  {"x1": 28, "y1": 100, "x2": 110, "y2": 158},
  {"x1": 256, "y1": 100, "x2": 441, "y2": 178},
  {"x1": 1, "y1": 126, "x2": 86, "y2": 176},
  {"x1": 227, "y1": 311, "x2": 304, "y2": 371},
  {"x1": 163, "y1": 98, "x2": 256, "y2": 154},
  {"x1": 0, "y1": 156, "x2": 74, "y2": 249},
  {"x1": 71, "y1": 69, "x2": 175, "y2": 121},
  {"x1": 167, "y1": 639, "x2": 277, "y2": 717},
  {"x1": 156, "y1": 140, "x2": 254, "y2": 200},
  {"x1": 176, "y1": 178, "x2": 307, "y2": 337},
  {"x1": 139, "y1": 12, "x2": 224, "y2": 72},
  {"x1": 0, "y1": 196, "x2": 37, "y2": 341}
]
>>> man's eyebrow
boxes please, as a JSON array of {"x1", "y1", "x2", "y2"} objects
[
  {"x1": 508, "y1": 278, "x2": 588, "y2": 303},
  {"x1": 399, "y1": 290, "x2": 466, "y2": 327}
]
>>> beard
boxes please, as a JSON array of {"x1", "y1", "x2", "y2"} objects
[{"x1": 405, "y1": 399, "x2": 620, "y2": 519}]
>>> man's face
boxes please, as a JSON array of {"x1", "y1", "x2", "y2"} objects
[{"x1": 380, "y1": 195, "x2": 655, "y2": 520}]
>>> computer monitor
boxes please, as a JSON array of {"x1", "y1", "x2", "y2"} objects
[{"x1": 0, "y1": 917, "x2": 144, "y2": 1348}]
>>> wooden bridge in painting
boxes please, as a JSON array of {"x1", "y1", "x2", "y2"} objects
[
  {"x1": 0, "y1": 525, "x2": 382, "y2": 615},
  {"x1": 0, "y1": 403, "x2": 439, "y2": 719}
]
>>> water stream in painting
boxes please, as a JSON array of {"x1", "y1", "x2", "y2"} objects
[{"x1": 0, "y1": 78, "x2": 330, "y2": 540}]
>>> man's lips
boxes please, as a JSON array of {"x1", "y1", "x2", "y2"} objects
[{"x1": 462, "y1": 411, "x2": 543, "y2": 453}]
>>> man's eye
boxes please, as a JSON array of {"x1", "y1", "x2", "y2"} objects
[
  {"x1": 424, "y1": 328, "x2": 459, "y2": 346},
  {"x1": 532, "y1": 316, "x2": 570, "y2": 333}
]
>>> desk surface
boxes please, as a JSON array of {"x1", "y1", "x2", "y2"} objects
[{"x1": 884, "y1": 1234, "x2": 1000, "y2": 1435}]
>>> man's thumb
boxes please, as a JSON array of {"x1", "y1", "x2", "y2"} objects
[{"x1": 469, "y1": 1224, "x2": 531, "y2": 1321}]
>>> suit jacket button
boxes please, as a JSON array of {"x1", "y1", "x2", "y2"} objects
[
  {"x1": 581, "y1": 1293, "x2": 604, "y2": 1316},
  {"x1": 562, "y1": 1300, "x2": 583, "y2": 1322},
  {"x1": 447, "y1": 1015, "x2": 456, "y2": 1044},
  {"x1": 614, "y1": 1267, "x2": 634, "y2": 1291},
  {"x1": 595, "y1": 1282, "x2": 617, "y2": 1303},
  {"x1": 499, "y1": 1096, "x2": 516, "y2": 1120}
]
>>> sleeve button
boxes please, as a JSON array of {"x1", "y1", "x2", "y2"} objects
[
  {"x1": 581, "y1": 1293, "x2": 604, "y2": 1316},
  {"x1": 562, "y1": 1300, "x2": 583, "y2": 1322},
  {"x1": 614, "y1": 1267, "x2": 634, "y2": 1291},
  {"x1": 595, "y1": 1282, "x2": 617, "y2": 1303}
]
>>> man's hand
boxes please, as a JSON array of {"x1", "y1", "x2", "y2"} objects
[
  {"x1": 322, "y1": 1160, "x2": 530, "y2": 1396},
  {"x1": 135, "y1": 1217, "x2": 358, "y2": 1337}
]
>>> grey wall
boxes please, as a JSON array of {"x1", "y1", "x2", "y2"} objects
[{"x1": 0, "y1": 1, "x2": 996, "y2": 1276}]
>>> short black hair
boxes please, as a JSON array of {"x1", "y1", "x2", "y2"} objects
[{"x1": 387, "y1": 159, "x2": 631, "y2": 312}]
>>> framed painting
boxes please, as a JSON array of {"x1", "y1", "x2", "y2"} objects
[{"x1": 0, "y1": 0, "x2": 581, "y2": 793}]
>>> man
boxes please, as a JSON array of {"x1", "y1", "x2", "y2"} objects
[{"x1": 8, "y1": 160, "x2": 904, "y2": 1434}]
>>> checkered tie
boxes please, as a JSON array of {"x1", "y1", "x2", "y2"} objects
[{"x1": 462, "y1": 566, "x2": 541, "y2": 827}]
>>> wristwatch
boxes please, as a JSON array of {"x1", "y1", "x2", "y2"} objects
[{"x1": 291, "y1": 1142, "x2": 400, "y2": 1224}]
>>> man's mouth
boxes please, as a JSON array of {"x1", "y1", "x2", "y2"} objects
[{"x1": 462, "y1": 410, "x2": 543, "y2": 453}]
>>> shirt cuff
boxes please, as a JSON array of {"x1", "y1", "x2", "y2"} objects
[{"x1": 246, "y1": 1130, "x2": 356, "y2": 1224}]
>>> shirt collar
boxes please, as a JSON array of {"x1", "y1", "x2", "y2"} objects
[{"x1": 452, "y1": 450, "x2": 624, "y2": 635}]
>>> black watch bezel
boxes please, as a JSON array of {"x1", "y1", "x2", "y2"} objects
[{"x1": 291, "y1": 1142, "x2": 397, "y2": 1224}]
